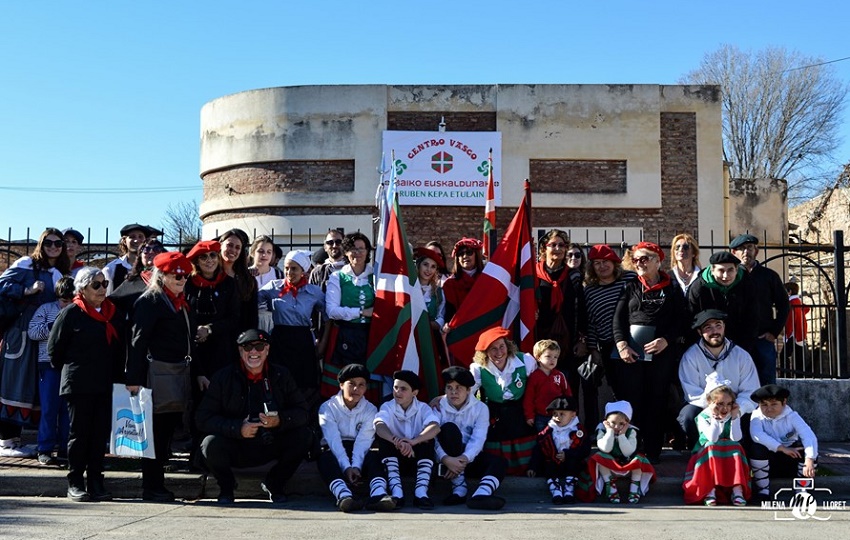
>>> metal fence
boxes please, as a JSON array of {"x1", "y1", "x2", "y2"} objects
[{"x1": 3, "y1": 226, "x2": 848, "y2": 379}]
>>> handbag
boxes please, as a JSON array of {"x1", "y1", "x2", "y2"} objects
[
  {"x1": 146, "y1": 305, "x2": 192, "y2": 414},
  {"x1": 110, "y1": 384, "x2": 156, "y2": 458},
  {"x1": 578, "y1": 350, "x2": 605, "y2": 387}
]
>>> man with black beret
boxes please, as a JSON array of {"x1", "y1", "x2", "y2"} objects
[
  {"x1": 730, "y1": 234, "x2": 790, "y2": 384},
  {"x1": 103, "y1": 223, "x2": 150, "y2": 295},
  {"x1": 196, "y1": 329, "x2": 311, "y2": 505},
  {"x1": 317, "y1": 364, "x2": 393, "y2": 512},
  {"x1": 434, "y1": 366, "x2": 507, "y2": 510},
  {"x1": 686, "y1": 250, "x2": 758, "y2": 353},
  {"x1": 677, "y1": 309, "x2": 760, "y2": 450}
]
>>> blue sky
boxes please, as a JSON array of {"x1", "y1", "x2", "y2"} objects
[{"x1": 1, "y1": 1, "x2": 848, "y2": 242}]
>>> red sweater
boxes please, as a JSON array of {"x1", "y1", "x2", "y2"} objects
[{"x1": 523, "y1": 367, "x2": 572, "y2": 421}]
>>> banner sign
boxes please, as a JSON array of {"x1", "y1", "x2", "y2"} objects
[{"x1": 382, "y1": 131, "x2": 502, "y2": 206}]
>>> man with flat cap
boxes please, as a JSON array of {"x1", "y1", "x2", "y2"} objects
[
  {"x1": 62, "y1": 228, "x2": 86, "y2": 276},
  {"x1": 686, "y1": 251, "x2": 758, "y2": 353},
  {"x1": 730, "y1": 234, "x2": 789, "y2": 384},
  {"x1": 434, "y1": 366, "x2": 507, "y2": 510},
  {"x1": 196, "y1": 329, "x2": 311, "y2": 504},
  {"x1": 104, "y1": 223, "x2": 150, "y2": 295},
  {"x1": 677, "y1": 309, "x2": 760, "y2": 450}
]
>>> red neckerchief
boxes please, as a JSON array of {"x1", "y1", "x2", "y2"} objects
[
  {"x1": 638, "y1": 271, "x2": 672, "y2": 293},
  {"x1": 72, "y1": 295, "x2": 118, "y2": 345},
  {"x1": 191, "y1": 271, "x2": 226, "y2": 289},
  {"x1": 164, "y1": 287, "x2": 189, "y2": 312},
  {"x1": 71, "y1": 260, "x2": 85, "y2": 270},
  {"x1": 240, "y1": 360, "x2": 268, "y2": 383},
  {"x1": 536, "y1": 260, "x2": 569, "y2": 311},
  {"x1": 280, "y1": 276, "x2": 308, "y2": 299},
  {"x1": 140, "y1": 270, "x2": 152, "y2": 286}
]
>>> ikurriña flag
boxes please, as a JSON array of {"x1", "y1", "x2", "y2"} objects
[
  {"x1": 483, "y1": 149, "x2": 496, "y2": 257},
  {"x1": 447, "y1": 180, "x2": 537, "y2": 363},
  {"x1": 366, "y1": 194, "x2": 440, "y2": 399}
]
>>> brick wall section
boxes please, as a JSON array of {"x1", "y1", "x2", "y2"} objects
[
  {"x1": 530, "y1": 159, "x2": 627, "y2": 193},
  {"x1": 403, "y1": 112, "x2": 700, "y2": 248},
  {"x1": 203, "y1": 161, "x2": 355, "y2": 200},
  {"x1": 205, "y1": 206, "x2": 375, "y2": 224},
  {"x1": 387, "y1": 112, "x2": 497, "y2": 132}
]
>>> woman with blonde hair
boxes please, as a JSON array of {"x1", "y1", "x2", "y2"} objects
[{"x1": 670, "y1": 234, "x2": 701, "y2": 297}]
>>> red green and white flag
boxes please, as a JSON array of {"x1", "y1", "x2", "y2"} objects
[
  {"x1": 483, "y1": 149, "x2": 496, "y2": 257},
  {"x1": 366, "y1": 193, "x2": 440, "y2": 399},
  {"x1": 447, "y1": 180, "x2": 537, "y2": 363}
]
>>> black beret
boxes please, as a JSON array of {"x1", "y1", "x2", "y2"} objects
[
  {"x1": 709, "y1": 251, "x2": 741, "y2": 265},
  {"x1": 62, "y1": 228, "x2": 84, "y2": 244},
  {"x1": 730, "y1": 234, "x2": 759, "y2": 249},
  {"x1": 751, "y1": 384, "x2": 791, "y2": 402},
  {"x1": 120, "y1": 223, "x2": 150, "y2": 236},
  {"x1": 393, "y1": 370, "x2": 421, "y2": 391},
  {"x1": 236, "y1": 329, "x2": 270, "y2": 345},
  {"x1": 692, "y1": 309, "x2": 728, "y2": 330},
  {"x1": 338, "y1": 364, "x2": 370, "y2": 383},
  {"x1": 442, "y1": 366, "x2": 475, "y2": 388},
  {"x1": 546, "y1": 396, "x2": 578, "y2": 412}
]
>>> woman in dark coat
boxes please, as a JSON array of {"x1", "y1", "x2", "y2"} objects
[
  {"x1": 612, "y1": 242, "x2": 686, "y2": 463},
  {"x1": 48, "y1": 267, "x2": 125, "y2": 502},
  {"x1": 126, "y1": 251, "x2": 196, "y2": 502},
  {"x1": 218, "y1": 229, "x2": 258, "y2": 333}
]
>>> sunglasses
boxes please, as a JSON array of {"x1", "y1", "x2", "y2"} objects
[
  {"x1": 567, "y1": 252, "x2": 583, "y2": 259},
  {"x1": 633, "y1": 255, "x2": 657, "y2": 264},
  {"x1": 43, "y1": 239, "x2": 64, "y2": 248},
  {"x1": 89, "y1": 280, "x2": 110, "y2": 291},
  {"x1": 142, "y1": 245, "x2": 164, "y2": 253},
  {"x1": 241, "y1": 342, "x2": 268, "y2": 352},
  {"x1": 172, "y1": 274, "x2": 187, "y2": 281},
  {"x1": 196, "y1": 252, "x2": 218, "y2": 261},
  {"x1": 675, "y1": 244, "x2": 691, "y2": 251},
  {"x1": 325, "y1": 239, "x2": 342, "y2": 246}
]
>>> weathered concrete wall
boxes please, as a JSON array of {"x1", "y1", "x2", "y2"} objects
[
  {"x1": 788, "y1": 187, "x2": 850, "y2": 243},
  {"x1": 728, "y1": 177, "x2": 788, "y2": 245},
  {"x1": 779, "y1": 378, "x2": 850, "y2": 442},
  {"x1": 199, "y1": 84, "x2": 724, "y2": 245}
]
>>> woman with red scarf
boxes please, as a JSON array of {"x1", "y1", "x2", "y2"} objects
[
  {"x1": 127, "y1": 251, "x2": 196, "y2": 502},
  {"x1": 48, "y1": 267, "x2": 125, "y2": 502},
  {"x1": 442, "y1": 237, "x2": 484, "y2": 333},
  {"x1": 257, "y1": 250, "x2": 325, "y2": 408},
  {"x1": 612, "y1": 241, "x2": 686, "y2": 463}
]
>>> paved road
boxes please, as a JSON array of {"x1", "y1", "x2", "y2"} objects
[{"x1": 0, "y1": 496, "x2": 847, "y2": 540}]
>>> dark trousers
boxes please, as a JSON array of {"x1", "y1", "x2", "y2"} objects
[
  {"x1": 201, "y1": 425, "x2": 312, "y2": 494},
  {"x1": 142, "y1": 412, "x2": 182, "y2": 490},
  {"x1": 750, "y1": 441, "x2": 812, "y2": 477},
  {"x1": 543, "y1": 447, "x2": 587, "y2": 479},
  {"x1": 316, "y1": 440, "x2": 382, "y2": 486},
  {"x1": 437, "y1": 422, "x2": 507, "y2": 481},
  {"x1": 65, "y1": 393, "x2": 111, "y2": 488},
  {"x1": 611, "y1": 353, "x2": 674, "y2": 459},
  {"x1": 559, "y1": 355, "x2": 600, "y2": 430},
  {"x1": 376, "y1": 437, "x2": 435, "y2": 466}
]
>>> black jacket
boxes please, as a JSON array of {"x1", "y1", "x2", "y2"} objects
[
  {"x1": 613, "y1": 274, "x2": 686, "y2": 352},
  {"x1": 748, "y1": 263, "x2": 790, "y2": 337},
  {"x1": 48, "y1": 303, "x2": 126, "y2": 395},
  {"x1": 127, "y1": 291, "x2": 196, "y2": 386},
  {"x1": 184, "y1": 275, "x2": 241, "y2": 379},
  {"x1": 686, "y1": 271, "x2": 758, "y2": 351},
  {"x1": 195, "y1": 362, "x2": 308, "y2": 439}
]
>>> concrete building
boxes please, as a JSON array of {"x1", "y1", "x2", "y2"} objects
[{"x1": 199, "y1": 84, "x2": 724, "y2": 246}]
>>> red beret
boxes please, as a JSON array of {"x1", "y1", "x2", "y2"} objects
[
  {"x1": 475, "y1": 327, "x2": 511, "y2": 352},
  {"x1": 632, "y1": 241, "x2": 665, "y2": 263},
  {"x1": 153, "y1": 252, "x2": 193, "y2": 275},
  {"x1": 588, "y1": 244, "x2": 621, "y2": 264},
  {"x1": 451, "y1": 237, "x2": 483, "y2": 257},
  {"x1": 186, "y1": 240, "x2": 221, "y2": 261},
  {"x1": 414, "y1": 246, "x2": 446, "y2": 270}
]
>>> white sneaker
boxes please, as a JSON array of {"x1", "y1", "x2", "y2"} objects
[{"x1": 0, "y1": 438, "x2": 36, "y2": 458}]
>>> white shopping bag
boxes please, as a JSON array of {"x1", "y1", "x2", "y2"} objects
[{"x1": 110, "y1": 383, "x2": 156, "y2": 459}]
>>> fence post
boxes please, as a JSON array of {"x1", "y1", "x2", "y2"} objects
[{"x1": 834, "y1": 230, "x2": 848, "y2": 378}]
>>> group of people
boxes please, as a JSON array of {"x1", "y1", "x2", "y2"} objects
[{"x1": 0, "y1": 223, "x2": 818, "y2": 510}]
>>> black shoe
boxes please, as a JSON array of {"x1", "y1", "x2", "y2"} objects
[
  {"x1": 67, "y1": 486, "x2": 90, "y2": 502},
  {"x1": 365, "y1": 495, "x2": 396, "y2": 512},
  {"x1": 551, "y1": 495, "x2": 565, "y2": 505},
  {"x1": 336, "y1": 496, "x2": 362, "y2": 513},
  {"x1": 217, "y1": 492, "x2": 235, "y2": 505},
  {"x1": 38, "y1": 453, "x2": 57, "y2": 466},
  {"x1": 261, "y1": 482, "x2": 287, "y2": 504},
  {"x1": 443, "y1": 493, "x2": 467, "y2": 506},
  {"x1": 87, "y1": 480, "x2": 113, "y2": 502},
  {"x1": 391, "y1": 496, "x2": 405, "y2": 509},
  {"x1": 562, "y1": 494, "x2": 576, "y2": 505},
  {"x1": 466, "y1": 494, "x2": 505, "y2": 510},
  {"x1": 142, "y1": 488, "x2": 175, "y2": 503},
  {"x1": 414, "y1": 496, "x2": 434, "y2": 510}
]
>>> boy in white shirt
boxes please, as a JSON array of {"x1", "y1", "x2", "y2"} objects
[
  {"x1": 435, "y1": 366, "x2": 507, "y2": 510},
  {"x1": 372, "y1": 370, "x2": 440, "y2": 509},
  {"x1": 317, "y1": 364, "x2": 393, "y2": 512},
  {"x1": 749, "y1": 384, "x2": 818, "y2": 502}
]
